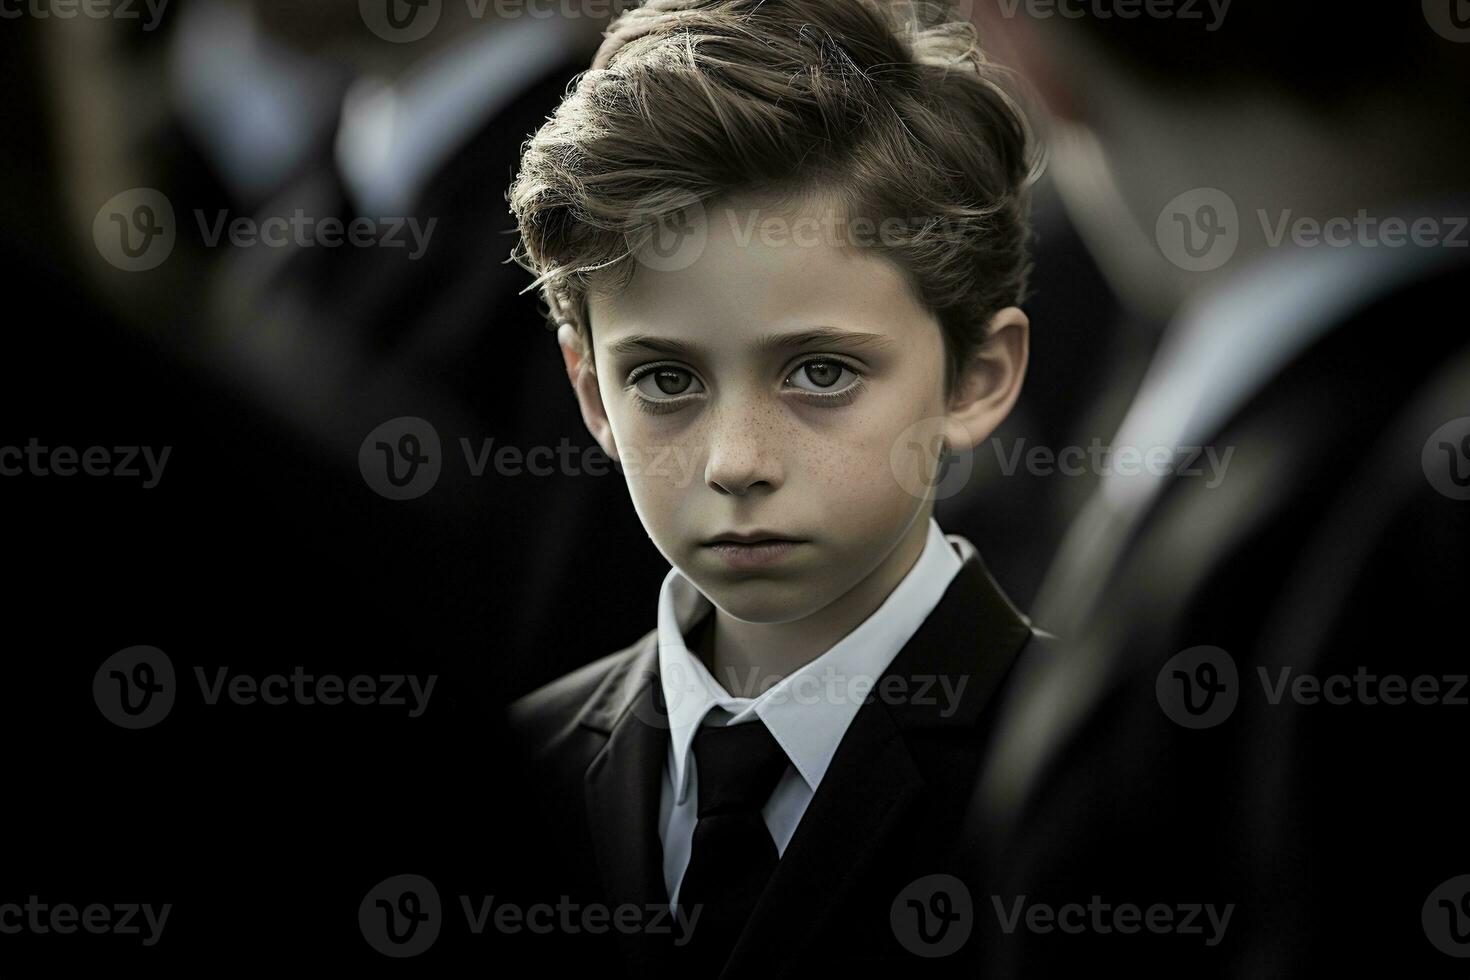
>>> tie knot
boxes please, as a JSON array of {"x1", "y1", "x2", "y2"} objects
[{"x1": 691, "y1": 720, "x2": 790, "y2": 818}]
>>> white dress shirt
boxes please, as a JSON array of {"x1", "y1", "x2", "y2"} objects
[{"x1": 655, "y1": 515, "x2": 972, "y2": 912}]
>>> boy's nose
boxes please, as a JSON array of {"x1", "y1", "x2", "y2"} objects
[{"x1": 703, "y1": 404, "x2": 784, "y2": 496}]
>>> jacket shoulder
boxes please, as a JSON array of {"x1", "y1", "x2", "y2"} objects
[{"x1": 505, "y1": 630, "x2": 654, "y2": 756}]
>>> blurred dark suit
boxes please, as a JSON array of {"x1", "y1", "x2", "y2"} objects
[
  {"x1": 192, "y1": 13, "x2": 672, "y2": 695},
  {"x1": 1, "y1": 13, "x2": 669, "y2": 966},
  {"x1": 965, "y1": 231, "x2": 1470, "y2": 974}
]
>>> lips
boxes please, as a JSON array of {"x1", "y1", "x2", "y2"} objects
[
  {"x1": 702, "y1": 536, "x2": 807, "y2": 570},
  {"x1": 702, "y1": 530, "x2": 807, "y2": 546}
]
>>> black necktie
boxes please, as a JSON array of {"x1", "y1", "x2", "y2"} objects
[{"x1": 676, "y1": 719, "x2": 791, "y2": 974}]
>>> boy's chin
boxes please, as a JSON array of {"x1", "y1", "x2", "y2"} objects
[{"x1": 693, "y1": 574, "x2": 834, "y2": 626}]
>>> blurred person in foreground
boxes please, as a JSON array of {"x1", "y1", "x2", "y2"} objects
[{"x1": 961, "y1": 2, "x2": 1470, "y2": 976}]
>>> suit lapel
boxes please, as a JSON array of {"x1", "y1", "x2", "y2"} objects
[{"x1": 722, "y1": 550, "x2": 1034, "y2": 978}]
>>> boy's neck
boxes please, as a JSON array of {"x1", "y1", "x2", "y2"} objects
[{"x1": 689, "y1": 514, "x2": 932, "y2": 699}]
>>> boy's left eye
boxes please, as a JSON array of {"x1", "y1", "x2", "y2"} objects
[{"x1": 786, "y1": 359, "x2": 859, "y2": 394}]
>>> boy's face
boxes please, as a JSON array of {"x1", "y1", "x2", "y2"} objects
[{"x1": 566, "y1": 193, "x2": 1021, "y2": 624}]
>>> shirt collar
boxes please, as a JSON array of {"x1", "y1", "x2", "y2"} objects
[{"x1": 656, "y1": 516, "x2": 969, "y2": 806}]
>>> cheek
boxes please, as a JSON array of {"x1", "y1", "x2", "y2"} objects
[
  {"x1": 805, "y1": 394, "x2": 938, "y2": 524},
  {"x1": 610, "y1": 417, "x2": 701, "y2": 518}
]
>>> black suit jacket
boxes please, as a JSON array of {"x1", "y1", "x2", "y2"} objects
[
  {"x1": 505, "y1": 547, "x2": 1039, "y2": 979},
  {"x1": 965, "y1": 255, "x2": 1470, "y2": 977}
]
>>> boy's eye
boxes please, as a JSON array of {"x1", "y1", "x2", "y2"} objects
[
  {"x1": 627, "y1": 357, "x2": 864, "y2": 411},
  {"x1": 786, "y1": 359, "x2": 859, "y2": 394},
  {"x1": 633, "y1": 367, "x2": 704, "y2": 401}
]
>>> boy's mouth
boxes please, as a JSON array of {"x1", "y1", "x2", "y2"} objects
[
  {"x1": 700, "y1": 531, "x2": 810, "y2": 571},
  {"x1": 701, "y1": 529, "x2": 807, "y2": 546}
]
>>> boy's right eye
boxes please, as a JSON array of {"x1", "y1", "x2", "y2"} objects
[{"x1": 627, "y1": 365, "x2": 706, "y2": 410}]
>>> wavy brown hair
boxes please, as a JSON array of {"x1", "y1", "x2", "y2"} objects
[{"x1": 508, "y1": 0, "x2": 1039, "y2": 402}]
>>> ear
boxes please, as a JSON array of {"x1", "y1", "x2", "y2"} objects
[
  {"x1": 557, "y1": 324, "x2": 620, "y2": 463},
  {"x1": 942, "y1": 306, "x2": 1029, "y2": 453}
]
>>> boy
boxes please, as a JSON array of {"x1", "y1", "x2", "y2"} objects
[{"x1": 505, "y1": 0, "x2": 1040, "y2": 975}]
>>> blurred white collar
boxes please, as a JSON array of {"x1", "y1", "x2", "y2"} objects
[
  {"x1": 1106, "y1": 197, "x2": 1470, "y2": 514},
  {"x1": 335, "y1": 14, "x2": 580, "y2": 217}
]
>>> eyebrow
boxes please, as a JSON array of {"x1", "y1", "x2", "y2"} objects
[{"x1": 604, "y1": 328, "x2": 898, "y2": 359}]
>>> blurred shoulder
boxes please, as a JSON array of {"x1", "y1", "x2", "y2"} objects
[{"x1": 505, "y1": 629, "x2": 657, "y2": 752}]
